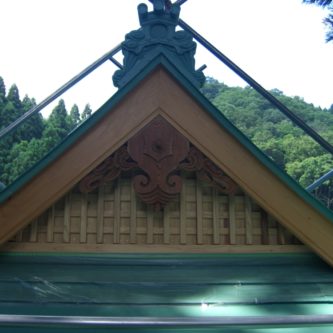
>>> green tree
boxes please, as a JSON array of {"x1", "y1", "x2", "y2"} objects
[
  {"x1": 69, "y1": 104, "x2": 81, "y2": 129},
  {"x1": 81, "y1": 104, "x2": 92, "y2": 121},
  {"x1": 303, "y1": 0, "x2": 333, "y2": 42},
  {"x1": 42, "y1": 99, "x2": 71, "y2": 151}
]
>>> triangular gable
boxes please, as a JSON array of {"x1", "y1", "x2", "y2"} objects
[{"x1": 0, "y1": 59, "x2": 332, "y2": 264}]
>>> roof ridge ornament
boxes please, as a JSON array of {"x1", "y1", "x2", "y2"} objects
[{"x1": 112, "y1": 0, "x2": 206, "y2": 88}]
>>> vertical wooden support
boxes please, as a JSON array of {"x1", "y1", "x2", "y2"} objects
[
  {"x1": 277, "y1": 223, "x2": 286, "y2": 245},
  {"x1": 113, "y1": 180, "x2": 120, "y2": 244},
  {"x1": 130, "y1": 184, "x2": 137, "y2": 244},
  {"x1": 180, "y1": 181, "x2": 187, "y2": 245},
  {"x1": 244, "y1": 195, "x2": 253, "y2": 245},
  {"x1": 163, "y1": 204, "x2": 170, "y2": 244},
  {"x1": 267, "y1": 214, "x2": 278, "y2": 244},
  {"x1": 147, "y1": 206, "x2": 154, "y2": 244},
  {"x1": 29, "y1": 218, "x2": 38, "y2": 242},
  {"x1": 47, "y1": 205, "x2": 55, "y2": 243},
  {"x1": 196, "y1": 182, "x2": 203, "y2": 245},
  {"x1": 15, "y1": 230, "x2": 23, "y2": 242},
  {"x1": 97, "y1": 186, "x2": 104, "y2": 243},
  {"x1": 212, "y1": 188, "x2": 220, "y2": 244},
  {"x1": 261, "y1": 209, "x2": 269, "y2": 245},
  {"x1": 228, "y1": 195, "x2": 236, "y2": 244},
  {"x1": 63, "y1": 194, "x2": 71, "y2": 243},
  {"x1": 80, "y1": 193, "x2": 88, "y2": 243}
]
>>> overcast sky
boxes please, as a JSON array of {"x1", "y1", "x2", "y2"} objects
[{"x1": 1, "y1": 0, "x2": 332, "y2": 116}]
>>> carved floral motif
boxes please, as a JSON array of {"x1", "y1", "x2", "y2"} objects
[
  {"x1": 180, "y1": 147, "x2": 238, "y2": 195},
  {"x1": 79, "y1": 118, "x2": 238, "y2": 209},
  {"x1": 79, "y1": 146, "x2": 136, "y2": 193},
  {"x1": 128, "y1": 116, "x2": 189, "y2": 210}
]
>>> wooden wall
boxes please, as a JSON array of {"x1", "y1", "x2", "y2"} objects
[{"x1": 2, "y1": 175, "x2": 306, "y2": 253}]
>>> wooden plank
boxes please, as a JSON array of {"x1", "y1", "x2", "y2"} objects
[
  {"x1": 15, "y1": 230, "x2": 23, "y2": 242},
  {"x1": 212, "y1": 188, "x2": 220, "y2": 244},
  {"x1": 196, "y1": 182, "x2": 203, "y2": 245},
  {"x1": 113, "y1": 180, "x2": 120, "y2": 244},
  {"x1": 147, "y1": 206, "x2": 154, "y2": 244},
  {"x1": 0, "y1": 242, "x2": 309, "y2": 254},
  {"x1": 29, "y1": 218, "x2": 38, "y2": 242},
  {"x1": 261, "y1": 209, "x2": 269, "y2": 245},
  {"x1": 163, "y1": 204, "x2": 170, "y2": 244},
  {"x1": 80, "y1": 193, "x2": 88, "y2": 243},
  {"x1": 63, "y1": 194, "x2": 71, "y2": 243},
  {"x1": 277, "y1": 223, "x2": 286, "y2": 245},
  {"x1": 47, "y1": 205, "x2": 55, "y2": 243},
  {"x1": 130, "y1": 184, "x2": 137, "y2": 244},
  {"x1": 244, "y1": 195, "x2": 253, "y2": 245},
  {"x1": 228, "y1": 195, "x2": 236, "y2": 245},
  {"x1": 97, "y1": 186, "x2": 105, "y2": 244},
  {"x1": 180, "y1": 180, "x2": 187, "y2": 245}
]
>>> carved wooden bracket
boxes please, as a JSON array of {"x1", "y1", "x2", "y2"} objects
[
  {"x1": 79, "y1": 117, "x2": 238, "y2": 210},
  {"x1": 127, "y1": 116, "x2": 189, "y2": 211}
]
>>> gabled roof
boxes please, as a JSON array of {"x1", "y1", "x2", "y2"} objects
[{"x1": 0, "y1": 54, "x2": 333, "y2": 263}]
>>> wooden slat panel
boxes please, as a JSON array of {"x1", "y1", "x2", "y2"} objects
[
  {"x1": 15, "y1": 230, "x2": 23, "y2": 242},
  {"x1": 130, "y1": 184, "x2": 137, "y2": 244},
  {"x1": 8, "y1": 177, "x2": 307, "y2": 251},
  {"x1": 97, "y1": 186, "x2": 104, "y2": 244},
  {"x1": 277, "y1": 223, "x2": 286, "y2": 245},
  {"x1": 80, "y1": 193, "x2": 88, "y2": 243},
  {"x1": 113, "y1": 180, "x2": 120, "y2": 244},
  {"x1": 163, "y1": 204, "x2": 170, "y2": 244},
  {"x1": 229, "y1": 195, "x2": 236, "y2": 245},
  {"x1": 147, "y1": 206, "x2": 154, "y2": 244},
  {"x1": 180, "y1": 180, "x2": 187, "y2": 245},
  {"x1": 47, "y1": 205, "x2": 55, "y2": 243},
  {"x1": 245, "y1": 195, "x2": 253, "y2": 245},
  {"x1": 63, "y1": 194, "x2": 71, "y2": 243},
  {"x1": 212, "y1": 188, "x2": 220, "y2": 244},
  {"x1": 261, "y1": 209, "x2": 269, "y2": 245},
  {"x1": 29, "y1": 219, "x2": 38, "y2": 242},
  {"x1": 196, "y1": 182, "x2": 203, "y2": 245}
]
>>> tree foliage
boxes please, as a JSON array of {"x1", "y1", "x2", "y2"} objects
[
  {"x1": 201, "y1": 77, "x2": 333, "y2": 208},
  {"x1": 303, "y1": 0, "x2": 333, "y2": 42},
  {"x1": 0, "y1": 77, "x2": 92, "y2": 185}
]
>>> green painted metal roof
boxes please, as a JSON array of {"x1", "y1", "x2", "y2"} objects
[{"x1": 0, "y1": 253, "x2": 333, "y2": 332}]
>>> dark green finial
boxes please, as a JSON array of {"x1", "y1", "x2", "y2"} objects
[{"x1": 113, "y1": 0, "x2": 206, "y2": 88}]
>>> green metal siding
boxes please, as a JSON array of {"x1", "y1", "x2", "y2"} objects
[{"x1": 0, "y1": 253, "x2": 333, "y2": 331}]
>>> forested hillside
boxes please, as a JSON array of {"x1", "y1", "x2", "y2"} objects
[
  {"x1": 0, "y1": 75, "x2": 332, "y2": 207},
  {"x1": 202, "y1": 78, "x2": 333, "y2": 208}
]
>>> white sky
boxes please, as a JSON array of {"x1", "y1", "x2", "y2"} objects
[{"x1": 1, "y1": 0, "x2": 332, "y2": 116}]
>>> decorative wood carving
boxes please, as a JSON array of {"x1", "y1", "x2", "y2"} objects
[
  {"x1": 179, "y1": 146, "x2": 238, "y2": 195},
  {"x1": 127, "y1": 116, "x2": 189, "y2": 211},
  {"x1": 79, "y1": 146, "x2": 136, "y2": 193},
  {"x1": 79, "y1": 117, "x2": 238, "y2": 209}
]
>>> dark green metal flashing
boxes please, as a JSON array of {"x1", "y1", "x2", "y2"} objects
[
  {"x1": 0, "y1": 54, "x2": 333, "y2": 226},
  {"x1": 112, "y1": 0, "x2": 205, "y2": 88},
  {"x1": 0, "y1": 253, "x2": 333, "y2": 333}
]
